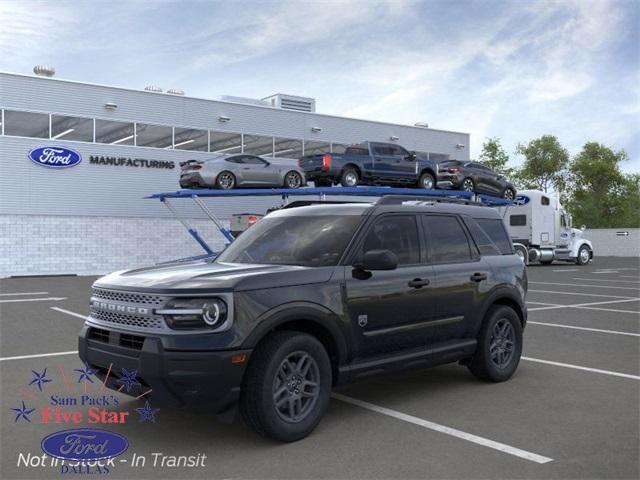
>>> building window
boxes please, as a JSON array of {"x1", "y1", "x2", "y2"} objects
[
  {"x1": 95, "y1": 119, "x2": 135, "y2": 145},
  {"x1": 173, "y1": 127, "x2": 208, "y2": 151},
  {"x1": 3, "y1": 110, "x2": 49, "y2": 138},
  {"x1": 210, "y1": 131, "x2": 243, "y2": 154},
  {"x1": 244, "y1": 134, "x2": 274, "y2": 156},
  {"x1": 303, "y1": 141, "x2": 331, "y2": 156},
  {"x1": 273, "y1": 137, "x2": 303, "y2": 159},
  {"x1": 51, "y1": 114, "x2": 93, "y2": 142},
  {"x1": 135, "y1": 123, "x2": 173, "y2": 148}
]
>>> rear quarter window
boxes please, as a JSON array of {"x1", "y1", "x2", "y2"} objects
[
  {"x1": 345, "y1": 147, "x2": 369, "y2": 156},
  {"x1": 469, "y1": 218, "x2": 514, "y2": 255}
]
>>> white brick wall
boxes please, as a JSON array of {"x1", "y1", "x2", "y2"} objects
[{"x1": 0, "y1": 215, "x2": 229, "y2": 277}]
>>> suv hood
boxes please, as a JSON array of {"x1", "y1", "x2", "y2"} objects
[{"x1": 94, "y1": 260, "x2": 333, "y2": 293}]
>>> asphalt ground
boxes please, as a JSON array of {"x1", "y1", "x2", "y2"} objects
[{"x1": 0, "y1": 257, "x2": 638, "y2": 479}]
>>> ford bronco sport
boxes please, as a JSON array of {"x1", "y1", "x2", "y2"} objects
[{"x1": 79, "y1": 196, "x2": 527, "y2": 442}]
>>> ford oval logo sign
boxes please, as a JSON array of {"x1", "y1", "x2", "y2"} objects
[
  {"x1": 41, "y1": 428, "x2": 128, "y2": 461},
  {"x1": 513, "y1": 195, "x2": 530, "y2": 206},
  {"x1": 28, "y1": 146, "x2": 82, "y2": 168}
]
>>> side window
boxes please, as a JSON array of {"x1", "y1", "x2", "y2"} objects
[
  {"x1": 242, "y1": 156, "x2": 266, "y2": 165},
  {"x1": 422, "y1": 216, "x2": 472, "y2": 263},
  {"x1": 360, "y1": 216, "x2": 420, "y2": 265},
  {"x1": 464, "y1": 219, "x2": 501, "y2": 256},
  {"x1": 226, "y1": 156, "x2": 243, "y2": 164},
  {"x1": 541, "y1": 196, "x2": 550, "y2": 206},
  {"x1": 510, "y1": 215, "x2": 527, "y2": 226},
  {"x1": 561, "y1": 214, "x2": 567, "y2": 227},
  {"x1": 390, "y1": 145, "x2": 410, "y2": 157},
  {"x1": 475, "y1": 218, "x2": 514, "y2": 255}
]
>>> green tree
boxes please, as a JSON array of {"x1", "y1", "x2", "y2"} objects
[
  {"x1": 565, "y1": 142, "x2": 638, "y2": 228},
  {"x1": 479, "y1": 137, "x2": 511, "y2": 174},
  {"x1": 516, "y1": 135, "x2": 569, "y2": 192}
]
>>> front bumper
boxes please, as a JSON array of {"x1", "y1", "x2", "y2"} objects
[
  {"x1": 78, "y1": 324, "x2": 250, "y2": 411},
  {"x1": 436, "y1": 174, "x2": 463, "y2": 189}
]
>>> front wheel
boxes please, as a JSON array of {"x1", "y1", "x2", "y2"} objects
[
  {"x1": 503, "y1": 188, "x2": 516, "y2": 200},
  {"x1": 418, "y1": 172, "x2": 435, "y2": 190},
  {"x1": 467, "y1": 306, "x2": 522, "y2": 382},
  {"x1": 284, "y1": 171, "x2": 303, "y2": 189},
  {"x1": 576, "y1": 245, "x2": 591, "y2": 265},
  {"x1": 240, "y1": 331, "x2": 332, "y2": 442},
  {"x1": 461, "y1": 177, "x2": 475, "y2": 192}
]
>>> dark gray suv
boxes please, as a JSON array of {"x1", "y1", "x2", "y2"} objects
[{"x1": 79, "y1": 197, "x2": 527, "y2": 442}]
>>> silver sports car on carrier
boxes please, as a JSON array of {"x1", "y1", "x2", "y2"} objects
[{"x1": 179, "y1": 154, "x2": 307, "y2": 189}]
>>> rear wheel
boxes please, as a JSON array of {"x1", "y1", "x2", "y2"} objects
[
  {"x1": 240, "y1": 331, "x2": 332, "y2": 442},
  {"x1": 284, "y1": 171, "x2": 303, "y2": 189},
  {"x1": 340, "y1": 168, "x2": 359, "y2": 187},
  {"x1": 461, "y1": 177, "x2": 475, "y2": 192},
  {"x1": 576, "y1": 245, "x2": 591, "y2": 265},
  {"x1": 418, "y1": 172, "x2": 435, "y2": 190},
  {"x1": 467, "y1": 306, "x2": 522, "y2": 382},
  {"x1": 216, "y1": 171, "x2": 236, "y2": 189}
]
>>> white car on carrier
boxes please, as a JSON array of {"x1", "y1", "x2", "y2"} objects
[{"x1": 498, "y1": 190, "x2": 593, "y2": 265}]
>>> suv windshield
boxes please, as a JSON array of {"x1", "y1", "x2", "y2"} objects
[{"x1": 216, "y1": 214, "x2": 362, "y2": 267}]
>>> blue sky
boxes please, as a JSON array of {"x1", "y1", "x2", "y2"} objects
[{"x1": 1, "y1": 0, "x2": 638, "y2": 171}]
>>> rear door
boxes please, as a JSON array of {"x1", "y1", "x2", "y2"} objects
[
  {"x1": 421, "y1": 215, "x2": 490, "y2": 339},
  {"x1": 370, "y1": 143, "x2": 396, "y2": 180},
  {"x1": 344, "y1": 214, "x2": 437, "y2": 357}
]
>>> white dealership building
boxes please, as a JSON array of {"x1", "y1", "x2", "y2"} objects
[{"x1": 0, "y1": 69, "x2": 470, "y2": 277}]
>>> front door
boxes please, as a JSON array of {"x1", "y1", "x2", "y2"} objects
[
  {"x1": 344, "y1": 214, "x2": 437, "y2": 357},
  {"x1": 240, "y1": 156, "x2": 276, "y2": 185}
]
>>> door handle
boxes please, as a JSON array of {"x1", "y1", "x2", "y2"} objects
[
  {"x1": 242, "y1": 167, "x2": 251, "y2": 170},
  {"x1": 470, "y1": 272, "x2": 487, "y2": 282},
  {"x1": 408, "y1": 278, "x2": 430, "y2": 288}
]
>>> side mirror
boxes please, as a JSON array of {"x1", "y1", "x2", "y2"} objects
[
  {"x1": 354, "y1": 249, "x2": 398, "y2": 271},
  {"x1": 407, "y1": 151, "x2": 417, "y2": 161}
]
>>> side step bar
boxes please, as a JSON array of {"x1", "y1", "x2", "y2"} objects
[{"x1": 338, "y1": 339, "x2": 477, "y2": 383}]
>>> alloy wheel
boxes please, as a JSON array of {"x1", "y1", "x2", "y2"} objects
[
  {"x1": 272, "y1": 351, "x2": 321, "y2": 423},
  {"x1": 489, "y1": 319, "x2": 516, "y2": 369},
  {"x1": 218, "y1": 172, "x2": 235, "y2": 189},
  {"x1": 344, "y1": 172, "x2": 358, "y2": 186},
  {"x1": 462, "y1": 179, "x2": 474, "y2": 192},
  {"x1": 286, "y1": 172, "x2": 302, "y2": 189}
]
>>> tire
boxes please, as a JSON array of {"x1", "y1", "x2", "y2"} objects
[
  {"x1": 461, "y1": 177, "x2": 475, "y2": 192},
  {"x1": 467, "y1": 306, "x2": 522, "y2": 382},
  {"x1": 216, "y1": 171, "x2": 236, "y2": 189},
  {"x1": 576, "y1": 245, "x2": 591, "y2": 265},
  {"x1": 417, "y1": 172, "x2": 435, "y2": 190},
  {"x1": 239, "y1": 331, "x2": 332, "y2": 442},
  {"x1": 514, "y1": 245, "x2": 528, "y2": 265},
  {"x1": 284, "y1": 171, "x2": 303, "y2": 189},
  {"x1": 340, "y1": 168, "x2": 359, "y2": 187},
  {"x1": 503, "y1": 188, "x2": 516, "y2": 200}
]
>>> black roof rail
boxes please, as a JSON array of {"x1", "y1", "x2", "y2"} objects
[{"x1": 376, "y1": 194, "x2": 484, "y2": 206}]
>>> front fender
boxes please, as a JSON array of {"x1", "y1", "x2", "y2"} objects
[{"x1": 570, "y1": 238, "x2": 593, "y2": 257}]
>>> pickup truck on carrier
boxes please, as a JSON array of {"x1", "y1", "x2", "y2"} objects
[{"x1": 298, "y1": 141, "x2": 439, "y2": 189}]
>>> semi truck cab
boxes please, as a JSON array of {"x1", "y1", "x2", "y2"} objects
[{"x1": 499, "y1": 190, "x2": 593, "y2": 265}]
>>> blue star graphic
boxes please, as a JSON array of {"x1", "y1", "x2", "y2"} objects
[
  {"x1": 28, "y1": 368, "x2": 52, "y2": 392},
  {"x1": 117, "y1": 368, "x2": 141, "y2": 392},
  {"x1": 11, "y1": 400, "x2": 35, "y2": 423},
  {"x1": 135, "y1": 401, "x2": 160, "y2": 423},
  {"x1": 74, "y1": 362, "x2": 96, "y2": 383}
]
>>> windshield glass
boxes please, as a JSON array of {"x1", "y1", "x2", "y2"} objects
[{"x1": 216, "y1": 214, "x2": 362, "y2": 267}]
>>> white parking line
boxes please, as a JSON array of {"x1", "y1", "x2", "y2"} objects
[
  {"x1": 332, "y1": 393, "x2": 553, "y2": 464},
  {"x1": 552, "y1": 269, "x2": 579, "y2": 272},
  {"x1": 0, "y1": 351, "x2": 77, "y2": 362},
  {"x1": 51, "y1": 307, "x2": 88, "y2": 320},
  {"x1": 0, "y1": 291, "x2": 49, "y2": 296},
  {"x1": 620, "y1": 275, "x2": 640, "y2": 279},
  {"x1": 526, "y1": 302, "x2": 559, "y2": 306},
  {"x1": 574, "y1": 306, "x2": 640, "y2": 315},
  {"x1": 528, "y1": 297, "x2": 640, "y2": 312},
  {"x1": 572, "y1": 278, "x2": 640, "y2": 284},
  {"x1": 530, "y1": 281, "x2": 640, "y2": 291},
  {"x1": 522, "y1": 357, "x2": 640, "y2": 381},
  {"x1": 0, "y1": 297, "x2": 67, "y2": 304},
  {"x1": 528, "y1": 321, "x2": 640, "y2": 337},
  {"x1": 593, "y1": 271, "x2": 619, "y2": 274},
  {"x1": 529, "y1": 289, "x2": 638, "y2": 299}
]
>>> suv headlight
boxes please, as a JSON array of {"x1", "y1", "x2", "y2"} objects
[{"x1": 157, "y1": 298, "x2": 229, "y2": 330}]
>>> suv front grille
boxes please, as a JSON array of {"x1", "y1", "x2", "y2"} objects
[
  {"x1": 88, "y1": 327, "x2": 110, "y2": 343},
  {"x1": 90, "y1": 309, "x2": 165, "y2": 330},
  {"x1": 119, "y1": 333, "x2": 145, "y2": 350},
  {"x1": 91, "y1": 288, "x2": 165, "y2": 306}
]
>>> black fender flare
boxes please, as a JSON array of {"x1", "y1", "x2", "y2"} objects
[
  {"x1": 478, "y1": 287, "x2": 526, "y2": 326},
  {"x1": 241, "y1": 302, "x2": 349, "y2": 366}
]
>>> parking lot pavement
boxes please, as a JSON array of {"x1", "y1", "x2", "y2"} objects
[{"x1": 1, "y1": 257, "x2": 638, "y2": 479}]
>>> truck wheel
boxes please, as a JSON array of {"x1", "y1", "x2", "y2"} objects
[
  {"x1": 467, "y1": 305, "x2": 522, "y2": 382},
  {"x1": 216, "y1": 171, "x2": 236, "y2": 189},
  {"x1": 576, "y1": 245, "x2": 591, "y2": 265},
  {"x1": 240, "y1": 331, "x2": 332, "y2": 442},
  {"x1": 514, "y1": 244, "x2": 528, "y2": 265},
  {"x1": 462, "y1": 178, "x2": 475, "y2": 192},
  {"x1": 418, "y1": 172, "x2": 435, "y2": 190},
  {"x1": 340, "y1": 168, "x2": 359, "y2": 187}
]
